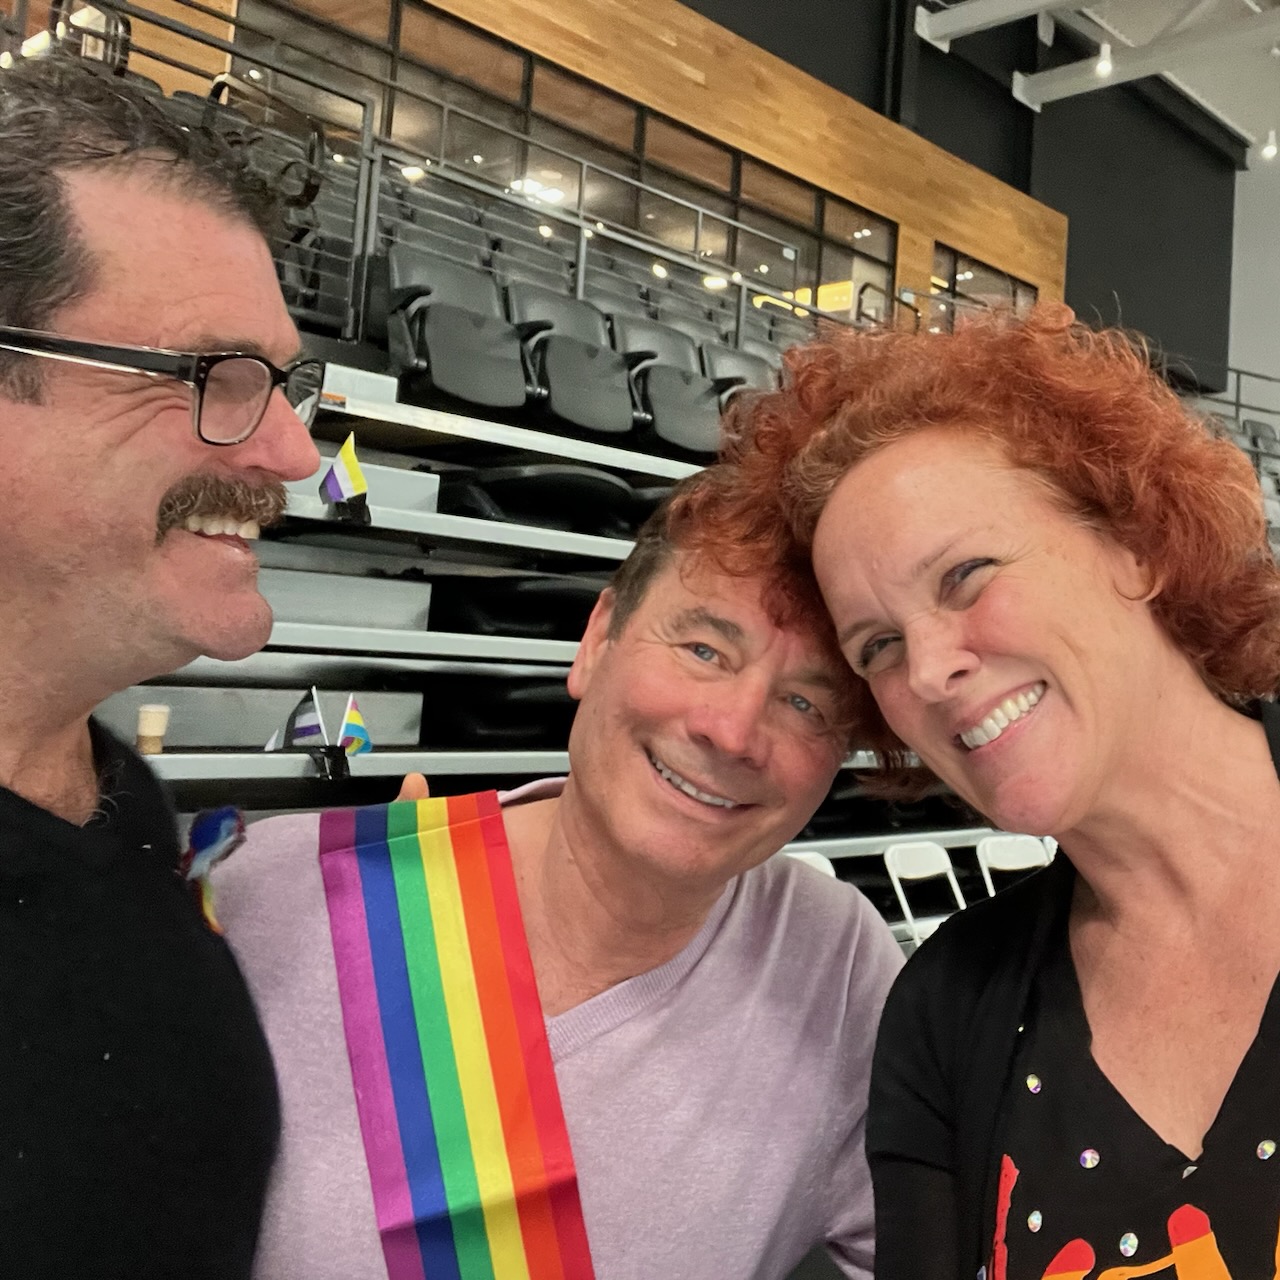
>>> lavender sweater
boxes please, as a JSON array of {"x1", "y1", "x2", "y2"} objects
[{"x1": 214, "y1": 792, "x2": 902, "y2": 1280}]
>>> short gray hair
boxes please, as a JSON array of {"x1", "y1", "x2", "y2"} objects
[{"x1": 0, "y1": 55, "x2": 281, "y2": 399}]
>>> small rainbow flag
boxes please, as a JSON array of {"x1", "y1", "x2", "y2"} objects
[
  {"x1": 320, "y1": 432, "x2": 368, "y2": 504},
  {"x1": 318, "y1": 794, "x2": 595, "y2": 1280},
  {"x1": 338, "y1": 694, "x2": 373, "y2": 756}
]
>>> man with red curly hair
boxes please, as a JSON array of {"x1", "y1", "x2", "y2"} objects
[
  {"x1": 727, "y1": 306, "x2": 1280, "y2": 1280},
  {"x1": 213, "y1": 464, "x2": 903, "y2": 1280}
]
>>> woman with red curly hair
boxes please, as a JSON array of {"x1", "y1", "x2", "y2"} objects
[{"x1": 728, "y1": 306, "x2": 1280, "y2": 1280}]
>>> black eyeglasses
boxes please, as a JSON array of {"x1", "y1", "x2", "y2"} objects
[{"x1": 0, "y1": 326, "x2": 326, "y2": 446}]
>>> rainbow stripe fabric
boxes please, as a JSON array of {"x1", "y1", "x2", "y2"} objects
[{"x1": 318, "y1": 793, "x2": 595, "y2": 1280}]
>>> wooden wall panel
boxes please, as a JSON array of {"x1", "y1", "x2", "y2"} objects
[{"x1": 395, "y1": 0, "x2": 1067, "y2": 300}]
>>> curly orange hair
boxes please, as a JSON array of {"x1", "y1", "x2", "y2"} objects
[{"x1": 719, "y1": 305, "x2": 1280, "y2": 788}]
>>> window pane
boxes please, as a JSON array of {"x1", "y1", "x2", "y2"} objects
[
  {"x1": 644, "y1": 116, "x2": 733, "y2": 192},
  {"x1": 741, "y1": 159, "x2": 816, "y2": 228},
  {"x1": 241, "y1": 0, "x2": 386, "y2": 49},
  {"x1": 529, "y1": 117, "x2": 637, "y2": 187},
  {"x1": 739, "y1": 208, "x2": 817, "y2": 295},
  {"x1": 956, "y1": 256, "x2": 1013, "y2": 307},
  {"x1": 825, "y1": 197, "x2": 895, "y2": 266},
  {"x1": 932, "y1": 244, "x2": 957, "y2": 293},
  {"x1": 797, "y1": 244, "x2": 889, "y2": 321},
  {"x1": 851, "y1": 258, "x2": 892, "y2": 322},
  {"x1": 583, "y1": 170, "x2": 640, "y2": 231},
  {"x1": 639, "y1": 188, "x2": 698, "y2": 256},
  {"x1": 531, "y1": 64, "x2": 636, "y2": 154},
  {"x1": 511, "y1": 144, "x2": 581, "y2": 214},
  {"x1": 441, "y1": 113, "x2": 521, "y2": 190},
  {"x1": 398, "y1": 3, "x2": 525, "y2": 104},
  {"x1": 390, "y1": 86, "x2": 444, "y2": 157}
]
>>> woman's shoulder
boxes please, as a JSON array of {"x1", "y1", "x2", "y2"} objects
[{"x1": 884, "y1": 858, "x2": 1069, "y2": 1025}]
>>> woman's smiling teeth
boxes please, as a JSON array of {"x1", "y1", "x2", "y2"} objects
[
  {"x1": 648, "y1": 753, "x2": 741, "y2": 809},
  {"x1": 959, "y1": 682, "x2": 1046, "y2": 750}
]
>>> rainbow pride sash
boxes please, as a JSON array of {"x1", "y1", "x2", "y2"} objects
[{"x1": 319, "y1": 793, "x2": 595, "y2": 1280}]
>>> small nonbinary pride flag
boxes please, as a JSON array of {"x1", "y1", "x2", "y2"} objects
[
  {"x1": 319, "y1": 794, "x2": 596, "y2": 1280},
  {"x1": 338, "y1": 694, "x2": 373, "y2": 756},
  {"x1": 320, "y1": 432, "x2": 368, "y2": 504}
]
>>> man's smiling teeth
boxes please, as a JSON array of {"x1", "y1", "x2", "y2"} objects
[
  {"x1": 183, "y1": 515, "x2": 261, "y2": 540},
  {"x1": 960, "y1": 683, "x2": 1046, "y2": 750},
  {"x1": 649, "y1": 754, "x2": 740, "y2": 809}
]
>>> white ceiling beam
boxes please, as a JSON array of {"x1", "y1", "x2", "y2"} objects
[
  {"x1": 1012, "y1": 6, "x2": 1280, "y2": 109},
  {"x1": 915, "y1": 0, "x2": 1066, "y2": 53}
]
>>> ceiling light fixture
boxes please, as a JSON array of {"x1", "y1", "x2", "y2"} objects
[
  {"x1": 1264, "y1": 129, "x2": 1278, "y2": 161},
  {"x1": 539, "y1": 188, "x2": 565, "y2": 204},
  {"x1": 471, "y1": 153, "x2": 484, "y2": 164},
  {"x1": 538, "y1": 224, "x2": 554, "y2": 239},
  {"x1": 400, "y1": 165, "x2": 426, "y2": 182},
  {"x1": 703, "y1": 275, "x2": 728, "y2": 290},
  {"x1": 758, "y1": 264, "x2": 770, "y2": 274},
  {"x1": 651, "y1": 263, "x2": 669, "y2": 279},
  {"x1": 1095, "y1": 41, "x2": 1113, "y2": 77}
]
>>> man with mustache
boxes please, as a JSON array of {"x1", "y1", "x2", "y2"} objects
[
  {"x1": 0, "y1": 57, "x2": 320, "y2": 1276},
  {"x1": 215, "y1": 466, "x2": 903, "y2": 1280}
]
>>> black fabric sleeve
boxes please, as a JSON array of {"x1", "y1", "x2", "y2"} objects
[
  {"x1": 866, "y1": 941, "x2": 958, "y2": 1167},
  {"x1": 871, "y1": 1157, "x2": 961, "y2": 1280},
  {"x1": 865, "y1": 938, "x2": 968, "y2": 1280}
]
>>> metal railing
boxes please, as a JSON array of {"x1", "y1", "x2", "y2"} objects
[{"x1": 6, "y1": 0, "x2": 906, "y2": 349}]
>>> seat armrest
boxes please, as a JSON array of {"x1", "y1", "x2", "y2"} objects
[
  {"x1": 389, "y1": 283, "x2": 434, "y2": 317},
  {"x1": 514, "y1": 318, "x2": 555, "y2": 341}
]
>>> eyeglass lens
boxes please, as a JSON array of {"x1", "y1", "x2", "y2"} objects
[
  {"x1": 201, "y1": 357, "x2": 275, "y2": 444},
  {"x1": 200, "y1": 358, "x2": 324, "y2": 443},
  {"x1": 285, "y1": 361, "x2": 324, "y2": 428}
]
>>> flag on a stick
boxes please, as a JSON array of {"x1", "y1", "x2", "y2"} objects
[
  {"x1": 319, "y1": 433, "x2": 368, "y2": 505},
  {"x1": 265, "y1": 687, "x2": 329, "y2": 751},
  {"x1": 338, "y1": 694, "x2": 373, "y2": 756}
]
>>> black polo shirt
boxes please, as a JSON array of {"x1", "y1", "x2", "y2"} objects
[{"x1": 0, "y1": 723, "x2": 279, "y2": 1278}]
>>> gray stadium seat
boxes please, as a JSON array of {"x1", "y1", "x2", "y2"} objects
[
  {"x1": 491, "y1": 250, "x2": 573, "y2": 293},
  {"x1": 609, "y1": 315, "x2": 723, "y2": 457},
  {"x1": 506, "y1": 283, "x2": 635, "y2": 435},
  {"x1": 741, "y1": 335, "x2": 784, "y2": 371},
  {"x1": 657, "y1": 304, "x2": 726, "y2": 347},
  {"x1": 386, "y1": 244, "x2": 529, "y2": 410},
  {"x1": 702, "y1": 342, "x2": 778, "y2": 395}
]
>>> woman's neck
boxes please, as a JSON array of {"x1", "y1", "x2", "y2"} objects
[{"x1": 1062, "y1": 692, "x2": 1280, "y2": 933}]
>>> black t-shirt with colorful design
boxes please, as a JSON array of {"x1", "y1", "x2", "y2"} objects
[{"x1": 995, "y1": 928, "x2": 1280, "y2": 1280}]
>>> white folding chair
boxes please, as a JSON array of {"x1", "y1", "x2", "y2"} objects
[
  {"x1": 883, "y1": 841, "x2": 966, "y2": 947},
  {"x1": 785, "y1": 850, "x2": 837, "y2": 878},
  {"x1": 976, "y1": 833, "x2": 1052, "y2": 897}
]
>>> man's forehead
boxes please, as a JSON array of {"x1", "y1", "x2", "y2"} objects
[
  {"x1": 653, "y1": 553, "x2": 838, "y2": 666},
  {"x1": 58, "y1": 167, "x2": 297, "y2": 359}
]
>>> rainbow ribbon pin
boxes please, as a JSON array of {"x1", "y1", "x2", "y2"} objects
[{"x1": 319, "y1": 794, "x2": 595, "y2": 1280}]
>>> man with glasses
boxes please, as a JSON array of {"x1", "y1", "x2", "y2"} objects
[{"x1": 0, "y1": 55, "x2": 320, "y2": 1277}]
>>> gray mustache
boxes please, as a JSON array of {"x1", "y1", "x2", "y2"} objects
[{"x1": 157, "y1": 474, "x2": 288, "y2": 538}]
